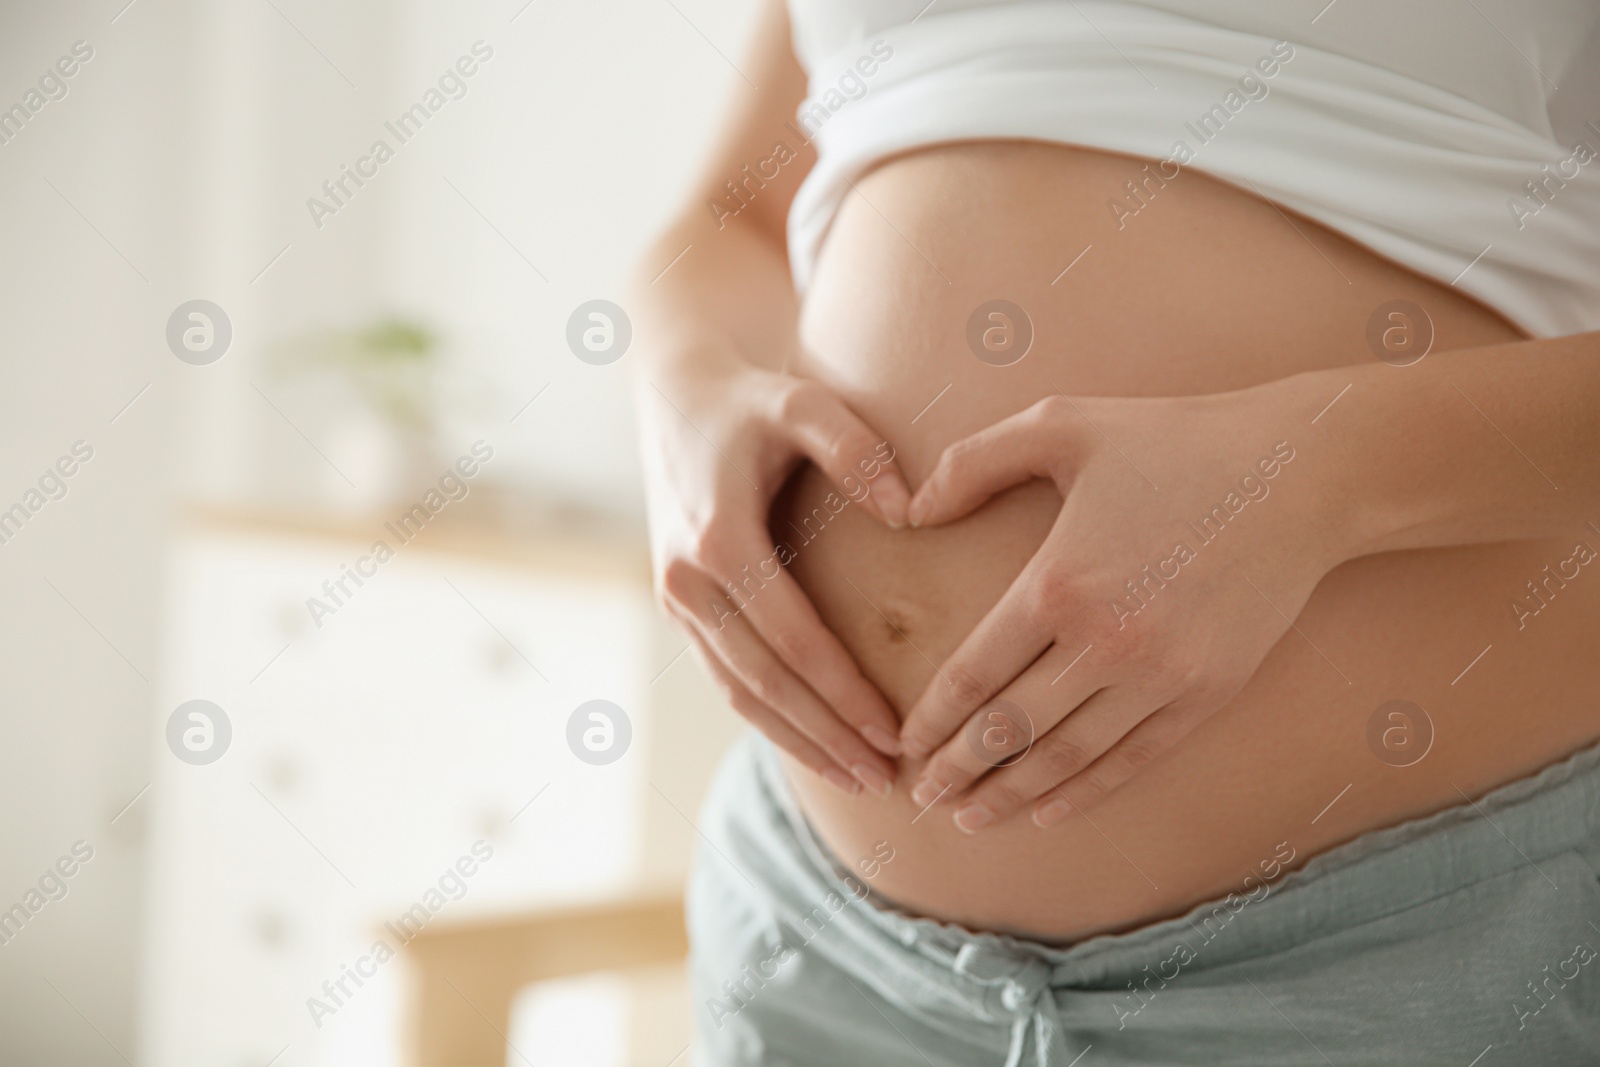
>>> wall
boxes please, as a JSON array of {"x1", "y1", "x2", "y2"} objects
[{"x1": 0, "y1": 0, "x2": 759, "y2": 1063}]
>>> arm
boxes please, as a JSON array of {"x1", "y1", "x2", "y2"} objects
[
  {"x1": 1310, "y1": 332, "x2": 1600, "y2": 554},
  {"x1": 630, "y1": 0, "x2": 910, "y2": 796},
  {"x1": 895, "y1": 331, "x2": 1600, "y2": 830}
]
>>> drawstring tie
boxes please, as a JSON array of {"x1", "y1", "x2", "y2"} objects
[{"x1": 952, "y1": 941, "x2": 1078, "y2": 1067}]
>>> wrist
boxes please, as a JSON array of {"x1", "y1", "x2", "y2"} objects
[
  {"x1": 1265, "y1": 363, "x2": 1470, "y2": 567},
  {"x1": 642, "y1": 325, "x2": 745, "y2": 376},
  {"x1": 631, "y1": 328, "x2": 757, "y2": 417},
  {"x1": 1231, "y1": 371, "x2": 1370, "y2": 575}
]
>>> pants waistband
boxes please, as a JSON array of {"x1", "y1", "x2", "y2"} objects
[{"x1": 755, "y1": 732, "x2": 1600, "y2": 984}]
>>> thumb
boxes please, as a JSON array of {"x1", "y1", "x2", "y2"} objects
[
  {"x1": 908, "y1": 401, "x2": 1072, "y2": 527},
  {"x1": 775, "y1": 381, "x2": 911, "y2": 527}
]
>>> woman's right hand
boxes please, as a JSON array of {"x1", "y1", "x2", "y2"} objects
[{"x1": 637, "y1": 343, "x2": 909, "y2": 797}]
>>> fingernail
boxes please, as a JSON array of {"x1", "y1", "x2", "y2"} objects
[
  {"x1": 1033, "y1": 796, "x2": 1072, "y2": 828},
  {"x1": 910, "y1": 779, "x2": 945, "y2": 808},
  {"x1": 852, "y1": 763, "x2": 892, "y2": 798},
  {"x1": 906, "y1": 494, "x2": 930, "y2": 528},
  {"x1": 954, "y1": 802, "x2": 994, "y2": 834},
  {"x1": 863, "y1": 725, "x2": 901, "y2": 757},
  {"x1": 873, "y1": 476, "x2": 911, "y2": 528},
  {"x1": 823, "y1": 768, "x2": 862, "y2": 797}
]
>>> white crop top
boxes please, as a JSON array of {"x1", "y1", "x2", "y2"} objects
[{"x1": 783, "y1": 0, "x2": 1600, "y2": 337}]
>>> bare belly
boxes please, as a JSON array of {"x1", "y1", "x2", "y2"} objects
[{"x1": 772, "y1": 142, "x2": 1600, "y2": 942}]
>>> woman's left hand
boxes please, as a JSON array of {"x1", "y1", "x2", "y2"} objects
[{"x1": 897, "y1": 385, "x2": 1351, "y2": 832}]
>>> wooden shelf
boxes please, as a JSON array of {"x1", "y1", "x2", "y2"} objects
[
  {"x1": 177, "y1": 501, "x2": 654, "y2": 588},
  {"x1": 402, "y1": 893, "x2": 688, "y2": 1067}
]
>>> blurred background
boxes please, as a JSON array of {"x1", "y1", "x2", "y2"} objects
[{"x1": 0, "y1": 1, "x2": 757, "y2": 1064}]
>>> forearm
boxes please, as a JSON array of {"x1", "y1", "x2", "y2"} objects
[
  {"x1": 629, "y1": 215, "x2": 801, "y2": 378},
  {"x1": 1280, "y1": 331, "x2": 1600, "y2": 560},
  {"x1": 627, "y1": 0, "x2": 812, "y2": 381}
]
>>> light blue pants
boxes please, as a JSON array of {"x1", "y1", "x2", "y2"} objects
[{"x1": 688, "y1": 733, "x2": 1600, "y2": 1066}]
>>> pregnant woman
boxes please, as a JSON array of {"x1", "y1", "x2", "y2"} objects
[{"x1": 632, "y1": 2, "x2": 1600, "y2": 1063}]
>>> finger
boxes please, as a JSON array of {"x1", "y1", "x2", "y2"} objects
[
  {"x1": 907, "y1": 398, "x2": 1072, "y2": 528},
  {"x1": 1034, "y1": 702, "x2": 1210, "y2": 825},
  {"x1": 906, "y1": 641, "x2": 1102, "y2": 811},
  {"x1": 898, "y1": 553, "x2": 1065, "y2": 761},
  {"x1": 774, "y1": 380, "x2": 911, "y2": 527},
  {"x1": 734, "y1": 562, "x2": 904, "y2": 756},
  {"x1": 951, "y1": 688, "x2": 1152, "y2": 833},
  {"x1": 678, "y1": 622, "x2": 865, "y2": 797},
  {"x1": 666, "y1": 509, "x2": 904, "y2": 758},
  {"x1": 669, "y1": 572, "x2": 896, "y2": 796}
]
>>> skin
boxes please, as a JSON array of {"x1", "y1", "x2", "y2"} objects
[
  {"x1": 631, "y1": 0, "x2": 909, "y2": 799},
  {"x1": 633, "y1": 3, "x2": 1600, "y2": 939},
  {"x1": 899, "y1": 339, "x2": 1600, "y2": 833}
]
